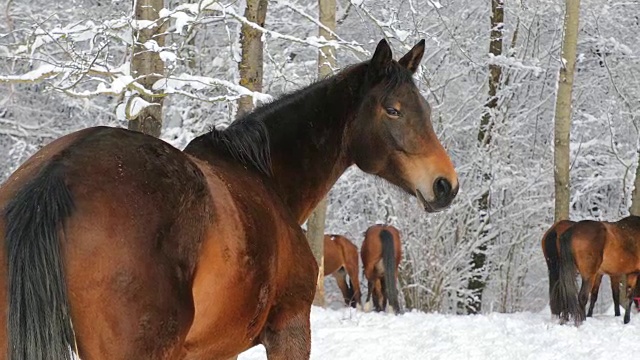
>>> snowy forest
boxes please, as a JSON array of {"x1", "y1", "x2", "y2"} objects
[{"x1": 1, "y1": 0, "x2": 639, "y2": 318}]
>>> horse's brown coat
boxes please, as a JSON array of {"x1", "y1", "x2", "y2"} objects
[
  {"x1": 542, "y1": 220, "x2": 621, "y2": 318},
  {"x1": 324, "y1": 235, "x2": 361, "y2": 307},
  {"x1": 361, "y1": 225, "x2": 402, "y2": 313},
  {"x1": 552, "y1": 216, "x2": 640, "y2": 325}
]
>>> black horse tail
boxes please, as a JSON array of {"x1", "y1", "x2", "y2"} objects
[
  {"x1": 345, "y1": 273, "x2": 356, "y2": 308},
  {"x1": 4, "y1": 160, "x2": 76, "y2": 360},
  {"x1": 551, "y1": 227, "x2": 584, "y2": 325},
  {"x1": 337, "y1": 267, "x2": 356, "y2": 308},
  {"x1": 380, "y1": 229, "x2": 401, "y2": 314},
  {"x1": 544, "y1": 229, "x2": 561, "y2": 315}
]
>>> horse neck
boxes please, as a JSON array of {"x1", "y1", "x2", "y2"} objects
[{"x1": 262, "y1": 65, "x2": 366, "y2": 223}]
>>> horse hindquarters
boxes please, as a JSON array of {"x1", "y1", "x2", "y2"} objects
[{"x1": 2, "y1": 127, "x2": 210, "y2": 359}]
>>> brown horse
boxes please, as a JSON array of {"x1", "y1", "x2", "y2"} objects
[
  {"x1": 324, "y1": 235, "x2": 361, "y2": 308},
  {"x1": 542, "y1": 220, "x2": 622, "y2": 318},
  {"x1": 0, "y1": 39, "x2": 458, "y2": 360},
  {"x1": 361, "y1": 225, "x2": 403, "y2": 314},
  {"x1": 552, "y1": 215, "x2": 640, "y2": 325}
]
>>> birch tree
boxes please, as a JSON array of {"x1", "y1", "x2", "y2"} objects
[
  {"x1": 237, "y1": 0, "x2": 269, "y2": 117},
  {"x1": 129, "y1": 0, "x2": 166, "y2": 137},
  {"x1": 553, "y1": 0, "x2": 581, "y2": 221},
  {"x1": 467, "y1": 0, "x2": 504, "y2": 315},
  {"x1": 305, "y1": 0, "x2": 336, "y2": 307}
]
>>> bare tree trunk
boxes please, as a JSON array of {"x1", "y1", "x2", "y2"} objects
[
  {"x1": 467, "y1": 0, "x2": 504, "y2": 315},
  {"x1": 237, "y1": 0, "x2": 268, "y2": 117},
  {"x1": 553, "y1": 0, "x2": 581, "y2": 222},
  {"x1": 186, "y1": 0, "x2": 197, "y2": 71},
  {"x1": 630, "y1": 156, "x2": 640, "y2": 215},
  {"x1": 129, "y1": 0, "x2": 166, "y2": 137},
  {"x1": 305, "y1": 0, "x2": 336, "y2": 308}
]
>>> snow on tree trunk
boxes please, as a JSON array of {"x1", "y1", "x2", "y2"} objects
[
  {"x1": 553, "y1": 0, "x2": 581, "y2": 222},
  {"x1": 237, "y1": 0, "x2": 268, "y2": 117},
  {"x1": 129, "y1": 0, "x2": 166, "y2": 138}
]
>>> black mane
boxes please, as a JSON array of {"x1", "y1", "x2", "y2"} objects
[
  {"x1": 202, "y1": 60, "x2": 414, "y2": 177},
  {"x1": 207, "y1": 117, "x2": 272, "y2": 176}
]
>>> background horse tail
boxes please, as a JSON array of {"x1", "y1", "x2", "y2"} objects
[
  {"x1": 380, "y1": 229, "x2": 400, "y2": 313},
  {"x1": 4, "y1": 160, "x2": 76, "y2": 360},
  {"x1": 544, "y1": 228, "x2": 561, "y2": 315},
  {"x1": 551, "y1": 227, "x2": 584, "y2": 325}
]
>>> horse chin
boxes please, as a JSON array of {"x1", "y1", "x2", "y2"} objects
[{"x1": 416, "y1": 189, "x2": 437, "y2": 213}]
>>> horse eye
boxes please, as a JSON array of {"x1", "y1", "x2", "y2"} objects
[{"x1": 385, "y1": 107, "x2": 401, "y2": 117}]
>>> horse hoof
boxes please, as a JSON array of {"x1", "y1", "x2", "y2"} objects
[
  {"x1": 386, "y1": 306, "x2": 395, "y2": 315},
  {"x1": 363, "y1": 301, "x2": 373, "y2": 312}
]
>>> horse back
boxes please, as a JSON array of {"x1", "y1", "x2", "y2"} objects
[{"x1": 602, "y1": 216, "x2": 640, "y2": 273}]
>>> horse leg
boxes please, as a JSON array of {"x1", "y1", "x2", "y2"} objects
[
  {"x1": 586, "y1": 274, "x2": 603, "y2": 317},
  {"x1": 372, "y1": 279, "x2": 384, "y2": 312},
  {"x1": 333, "y1": 269, "x2": 352, "y2": 307},
  {"x1": 364, "y1": 280, "x2": 374, "y2": 312},
  {"x1": 380, "y1": 276, "x2": 391, "y2": 313},
  {"x1": 578, "y1": 276, "x2": 592, "y2": 320},
  {"x1": 261, "y1": 306, "x2": 311, "y2": 360},
  {"x1": 345, "y1": 258, "x2": 362, "y2": 308},
  {"x1": 624, "y1": 273, "x2": 638, "y2": 324},
  {"x1": 610, "y1": 275, "x2": 622, "y2": 316}
]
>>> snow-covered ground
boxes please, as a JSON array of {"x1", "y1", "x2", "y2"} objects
[{"x1": 239, "y1": 306, "x2": 640, "y2": 360}]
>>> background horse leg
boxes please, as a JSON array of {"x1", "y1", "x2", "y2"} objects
[
  {"x1": 364, "y1": 280, "x2": 374, "y2": 312},
  {"x1": 372, "y1": 279, "x2": 384, "y2": 312},
  {"x1": 624, "y1": 273, "x2": 639, "y2": 324},
  {"x1": 578, "y1": 275, "x2": 593, "y2": 320},
  {"x1": 333, "y1": 269, "x2": 352, "y2": 307},
  {"x1": 380, "y1": 276, "x2": 391, "y2": 313},
  {"x1": 345, "y1": 257, "x2": 362, "y2": 308},
  {"x1": 586, "y1": 274, "x2": 603, "y2": 317},
  {"x1": 610, "y1": 275, "x2": 622, "y2": 316},
  {"x1": 261, "y1": 306, "x2": 311, "y2": 360}
]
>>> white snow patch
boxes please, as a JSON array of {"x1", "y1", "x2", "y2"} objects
[{"x1": 238, "y1": 306, "x2": 640, "y2": 360}]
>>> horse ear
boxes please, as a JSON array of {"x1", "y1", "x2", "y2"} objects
[
  {"x1": 370, "y1": 39, "x2": 393, "y2": 72},
  {"x1": 398, "y1": 39, "x2": 425, "y2": 74}
]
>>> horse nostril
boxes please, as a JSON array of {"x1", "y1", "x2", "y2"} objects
[{"x1": 433, "y1": 177, "x2": 452, "y2": 202}]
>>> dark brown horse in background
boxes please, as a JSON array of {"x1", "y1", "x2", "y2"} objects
[
  {"x1": 361, "y1": 225, "x2": 403, "y2": 314},
  {"x1": 0, "y1": 38, "x2": 458, "y2": 360},
  {"x1": 324, "y1": 235, "x2": 361, "y2": 308},
  {"x1": 552, "y1": 215, "x2": 640, "y2": 325},
  {"x1": 542, "y1": 220, "x2": 622, "y2": 318}
]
